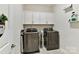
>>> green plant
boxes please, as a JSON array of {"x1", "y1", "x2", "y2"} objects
[{"x1": 0, "y1": 14, "x2": 8, "y2": 23}]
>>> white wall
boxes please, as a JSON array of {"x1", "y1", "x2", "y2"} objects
[
  {"x1": 53, "y1": 4, "x2": 79, "y2": 49},
  {"x1": 23, "y1": 4, "x2": 53, "y2": 12},
  {"x1": 0, "y1": 4, "x2": 8, "y2": 17}
]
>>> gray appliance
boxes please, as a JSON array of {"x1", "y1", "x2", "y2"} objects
[
  {"x1": 43, "y1": 28, "x2": 59, "y2": 50},
  {"x1": 20, "y1": 28, "x2": 39, "y2": 54}
]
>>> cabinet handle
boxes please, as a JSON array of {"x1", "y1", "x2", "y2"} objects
[{"x1": 11, "y1": 44, "x2": 16, "y2": 48}]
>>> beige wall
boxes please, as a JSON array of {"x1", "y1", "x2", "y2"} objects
[{"x1": 23, "y1": 4, "x2": 54, "y2": 12}]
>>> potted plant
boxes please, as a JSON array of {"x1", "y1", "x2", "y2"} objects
[{"x1": 0, "y1": 14, "x2": 8, "y2": 25}]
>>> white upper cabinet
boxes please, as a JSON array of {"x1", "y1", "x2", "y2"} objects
[{"x1": 24, "y1": 11, "x2": 54, "y2": 24}]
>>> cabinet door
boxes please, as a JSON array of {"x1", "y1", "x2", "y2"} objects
[
  {"x1": 24, "y1": 11, "x2": 32, "y2": 24},
  {"x1": 46, "y1": 13, "x2": 54, "y2": 24},
  {"x1": 33, "y1": 12, "x2": 40, "y2": 24},
  {"x1": 40, "y1": 12, "x2": 47, "y2": 24}
]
